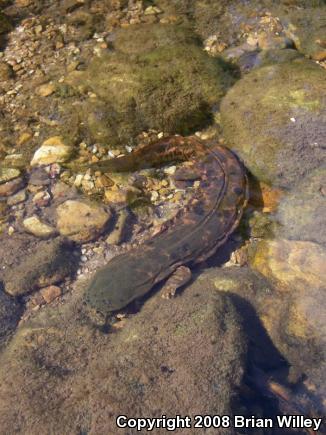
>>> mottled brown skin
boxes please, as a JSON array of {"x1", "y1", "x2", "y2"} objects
[{"x1": 84, "y1": 136, "x2": 248, "y2": 313}]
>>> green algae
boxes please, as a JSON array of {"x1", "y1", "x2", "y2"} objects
[
  {"x1": 279, "y1": 7, "x2": 326, "y2": 58},
  {"x1": 247, "y1": 211, "x2": 277, "y2": 239},
  {"x1": 63, "y1": 24, "x2": 237, "y2": 148},
  {"x1": 220, "y1": 58, "x2": 326, "y2": 188},
  {"x1": 113, "y1": 23, "x2": 201, "y2": 55},
  {"x1": 263, "y1": 88, "x2": 321, "y2": 112}
]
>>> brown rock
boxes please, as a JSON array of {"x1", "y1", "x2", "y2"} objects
[
  {"x1": 36, "y1": 83, "x2": 56, "y2": 97},
  {"x1": 104, "y1": 186, "x2": 129, "y2": 204},
  {"x1": 40, "y1": 285, "x2": 61, "y2": 304},
  {"x1": 0, "y1": 277, "x2": 246, "y2": 434},
  {"x1": 0, "y1": 177, "x2": 25, "y2": 197},
  {"x1": 14, "y1": 0, "x2": 32, "y2": 6},
  {"x1": 0, "y1": 235, "x2": 77, "y2": 296},
  {"x1": 23, "y1": 216, "x2": 56, "y2": 238},
  {"x1": 249, "y1": 181, "x2": 284, "y2": 213},
  {"x1": 56, "y1": 199, "x2": 111, "y2": 242}
]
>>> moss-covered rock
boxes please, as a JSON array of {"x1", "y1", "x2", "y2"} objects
[
  {"x1": 113, "y1": 22, "x2": 201, "y2": 55},
  {"x1": 220, "y1": 58, "x2": 326, "y2": 188},
  {"x1": 253, "y1": 48, "x2": 303, "y2": 68},
  {"x1": 280, "y1": 7, "x2": 326, "y2": 58},
  {"x1": 64, "y1": 24, "x2": 236, "y2": 147}
]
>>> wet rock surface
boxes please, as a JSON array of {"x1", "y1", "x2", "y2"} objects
[
  {"x1": 56, "y1": 199, "x2": 112, "y2": 242},
  {"x1": 0, "y1": 0, "x2": 325, "y2": 431},
  {"x1": 220, "y1": 58, "x2": 326, "y2": 188},
  {"x1": 276, "y1": 168, "x2": 326, "y2": 245},
  {"x1": 0, "y1": 234, "x2": 78, "y2": 296},
  {"x1": 30, "y1": 136, "x2": 74, "y2": 166},
  {"x1": 201, "y1": 266, "x2": 326, "y2": 407},
  {"x1": 0, "y1": 278, "x2": 247, "y2": 434}
]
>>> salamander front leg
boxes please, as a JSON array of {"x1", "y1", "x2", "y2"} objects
[{"x1": 161, "y1": 266, "x2": 192, "y2": 299}]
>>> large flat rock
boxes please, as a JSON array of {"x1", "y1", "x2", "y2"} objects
[{"x1": 0, "y1": 275, "x2": 247, "y2": 434}]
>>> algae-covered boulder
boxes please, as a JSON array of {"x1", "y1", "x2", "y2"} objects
[
  {"x1": 280, "y1": 7, "x2": 326, "y2": 58},
  {"x1": 112, "y1": 23, "x2": 201, "y2": 55},
  {"x1": 0, "y1": 274, "x2": 247, "y2": 434},
  {"x1": 65, "y1": 24, "x2": 236, "y2": 147},
  {"x1": 220, "y1": 58, "x2": 326, "y2": 188},
  {"x1": 253, "y1": 48, "x2": 303, "y2": 69}
]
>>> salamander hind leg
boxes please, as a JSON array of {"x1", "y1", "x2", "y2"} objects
[{"x1": 161, "y1": 266, "x2": 192, "y2": 300}]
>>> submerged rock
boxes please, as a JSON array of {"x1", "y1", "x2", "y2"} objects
[
  {"x1": 6, "y1": 189, "x2": 27, "y2": 206},
  {"x1": 56, "y1": 199, "x2": 112, "y2": 243},
  {"x1": 0, "y1": 276, "x2": 246, "y2": 434},
  {"x1": 113, "y1": 23, "x2": 200, "y2": 55},
  {"x1": 0, "y1": 234, "x2": 77, "y2": 296},
  {"x1": 280, "y1": 7, "x2": 326, "y2": 58},
  {"x1": 276, "y1": 168, "x2": 326, "y2": 245},
  {"x1": 221, "y1": 58, "x2": 326, "y2": 188},
  {"x1": 31, "y1": 136, "x2": 73, "y2": 166},
  {"x1": 23, "y1": 215, "x2": 56, "y2": 239},
  {"x1": 199, "y1": 265, "x2": 326, "y2": 403},
  {"x1": 0, "y1": 167, "x2": 21, "y2": 184},
  {"x1": 64, "y1": 24, "x2": 236, "y2": 147},
  {"x1": 249, "y1": 239, "x2": 325, "y2": 291},
  {"x1": 0, "y1": 176, "x2": 26, "y2": 197}
]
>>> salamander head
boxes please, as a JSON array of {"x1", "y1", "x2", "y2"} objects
[{"x1": 84, "y1": 258, "x2": 155, "y2": 314}]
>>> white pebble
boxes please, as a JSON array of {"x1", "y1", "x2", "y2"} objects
[
  {"x1": 164, "y1": 165, "x2": 176, "y2": 175},
  {"x1": 74, "y1": 174, "x2": 84, "y2": 187}
]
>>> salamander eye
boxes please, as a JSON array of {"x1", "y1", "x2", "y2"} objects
[{"x1": 233, "y1": 187, "x2": 243, "y2": 195}]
